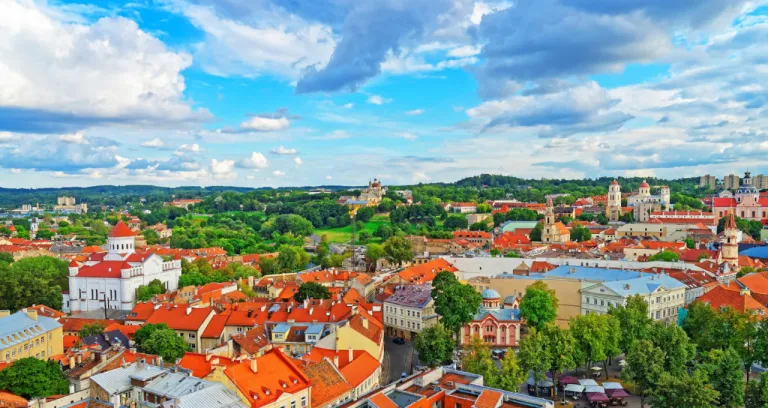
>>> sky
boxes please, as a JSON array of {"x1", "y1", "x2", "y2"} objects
[{"x1": 1, "y1": 0, "x2": 768, "y2": 188}]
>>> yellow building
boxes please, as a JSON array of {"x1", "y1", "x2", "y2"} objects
[
  {"x1": 0, "y1": 309, "x2": 64, "y2": 363},
  {"x1": 541, "y1": 198, "x2": 570, "y2": 244}
]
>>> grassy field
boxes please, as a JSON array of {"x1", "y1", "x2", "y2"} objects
[{"x1": 314, "y1": 214, "x2": 390, "y2": 243}]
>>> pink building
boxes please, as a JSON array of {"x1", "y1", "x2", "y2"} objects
[{"x1": 460, "y1": 289, "x2": 521, "y2": 347}]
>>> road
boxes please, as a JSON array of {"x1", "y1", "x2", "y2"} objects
[{"x1": 383, "y1": 336, "x2": 414, "y2": 383}]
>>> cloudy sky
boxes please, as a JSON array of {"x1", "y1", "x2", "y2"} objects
[{"x1": 1, "y1": 0, "x2": 767, "y2": 187}]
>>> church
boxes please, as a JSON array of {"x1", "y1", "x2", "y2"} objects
[
  {"x1": 66, "y1": 221, "x2": 182, "y2": 313},
  {"x1": 712, "y1": 171, "x2": 768, "y2": 222}
]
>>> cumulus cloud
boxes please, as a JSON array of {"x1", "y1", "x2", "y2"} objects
[
  {"x1": 326, "y1": 175, "x2": 333, "y2": 180},
  {"x1": 367, "y1": 95, "x2": 391, "y2": 105},
  {"x1": 210, "y1": 159, "x2": 236, "y2": 180},
  {"x1": 142, "y1": 138, "x2": 166, "y2": 148},
  {"x1": 294, "y1": 157, "x2": 303, "y2": 167},
  {"x1": 405, "y1": 109, "x2": 425, "y2": 116},
  {"x1": 59, "y1": 131, "x2": 88, "y2": 144},
  {"x1": 343, "y1": 103, "x2": 354, "y2": 109},
  {"x1": 273, "y1": 170, "x2": 286, "y2": 176},
  {"x1": 271, "y1": 146, "x2": 298, "y2": 155},
  {"x1": 238, "y1": 152, "x2": 269, "y2": 169},
  {"x1": 240, "y1": 116, "x2": 290, "y2": 132},
  {"x1": 0, "y1": 0, "x2": 210, "y2": 133},
  {"x1": 0, "y1": 133, "x2": 120, "y2": 172}
]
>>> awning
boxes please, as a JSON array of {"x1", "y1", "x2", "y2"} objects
[
  {"x1": 564, "y1": 384, "x2": 585, "y2": 393},
  {"x1": 602, "y1": 382, "x2": 623, "y2": 390},
  {"x1": 559, "y1": 376, "x2": 579, "y2": 385},
  {"x1": 607, "y1": 389, "x2": 630, "y2": 398},
  {"x1": 578, "y1": 379, "x2": 599, "y2": 387},
  {"x1": 587, "y1": 392, "x2": 610, "y2": 402},
  {"x1": 590, "y1": 366, "x2": 602, "y2": 371},
  {"x1": 585, "y1": 386, "x2": 605, "y2": 394}
]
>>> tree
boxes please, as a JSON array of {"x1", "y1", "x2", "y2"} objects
[
  {"x1": 650, "y1": 370, "x2": 719, "y2": 408},
  {"x1": 623, "y1": 340, "x2": 664, "y2": 408},
  {"x1": 504, "y1": 251, "x2": 521, "y2": 258},
  {"x1": 529, "y1": 222, "x2": 542, "y2": 241},
  {"x1": 294, "y1": 282, "x2": 331, "y2": 302},
  {"x1": 0, "y1": 358, "x2": 69, "y2": 399},
  {"x1": 143, "y1": 328, "x2": 190, "y2": 362},
  {"x1": 134, "y1": 323, "x2": 169, "y2": 348},
  {"x1": 469, "y1": 221, "x2": 490, "y2": 232},
  {"x1": 570, "y1": 313, "x2": 609, "y2": 374},
  {"x1": 0, "y1": 256, "x2": 68, "y2": 310},
  {"x1": 702, "y1": 348, "x2": 745, "y2": 408},
  {"x1": 0, "y1": 252, "x2": 13, "y2": 264},
  {"x1": 596, "y1": 213, "x2": 609, "y2": 225},
  {"x1": 489, "y1": 248, "x2": 500, "y2": 257},
  {"x1": 258, "y1": 257, "x2": 278, "y2": 275},
  {"x1": 745, "y1": 372, "x2": 768, "y2": 408},
  {"x1": 476, "y1": 203, "x2": 492, "y2": 213},
  {"x1": 609, "y1": 295, "x2": 652, "y2": 353},
  {"x1": 365, "y1": 243, "x2": 385, "y2": 271},
  {"x1": 461, "y1": 337, "x2": 496, "y2": 384},
  {"x1": 491, "y1": 349, "x2": 526, "y2": 392},
  {"x1": 432, "y1": 281, "x2": 482, "y2": 339},
  {"x1": 355, "y1": 207, "x2": 376, "y2": 222},
  {"x1": 357, "y1": 230, "x2": 372, "y2": 244},
  {"x1": 444, "y1": 215, "x2": 469, "y2": 231},
  {"x1": 79, "y1": 322, "x2": 105, "y2": 338},
  {"x1": 382, "y1": 236, "x2": 413, "y2": 266},
  {"x1": 682, "y1": 300, "x2": 719, "y2": 351},
  {"x1": 414, "y1": 324, "x2": 455, "y2": 368},
  {"x1": 519, "y1": 281, "x2": 558, "y2": 330},
  {"x1": 650, "y1": 322, "x2": 695, "y2": 377},
  {"x1": 569, "y1": 225, "x2": 592, "y2": 242},
  {"x1": 518, "y1": 327, "x2": 552, "y2": 397},
  {"x1": 647, "y1": 250, "x2": 680, "y2": 262},
  {"x1": 136, "y1": 279, "x2": 166, "y2": 302},
  {"x1": 374, "y1": 224, "x2": 394, "y2": 240},
  {"x1": 541, "y1": 324, "x2": 577, "y2": 401},
  {"x1": 685, "y1": 238, "x2": 696, "y2": 249}
]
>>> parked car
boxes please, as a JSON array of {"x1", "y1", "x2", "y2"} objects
[
  {"x1": 393, "y1": 337, "x2": 406, "y2": 345},
  {"x1": 491, "y1": 350, "x2": 506, "y2": 360},
  {"x1": 401, "y1": 372, "x2": 408, "y2": 379}
]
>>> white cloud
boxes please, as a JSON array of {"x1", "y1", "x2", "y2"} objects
[
  {"x1": 470, "y1": 1, "x2": 512, "y2": 25},
  {"x1": 310, "y1": 130, "x2": 350, "y2": 140},
  {"x1": 239, "y1": 152, "x2": 269, "y2": 169},
  {"x1": 343, "y1": 103, "x2": 354, "y2": 109},
  {"x1": 447, "y1": 45, "x2": 481, "y2": 58},
  {"x1": 176, "y1": 143, "x2": 201, "y2": 156},
  {"x1": 240, "y1": 116, "x2": 290, "y2": 131},
  {"x1": 405, "y1": 109, "x2": 425, "y2": 116},
  {"x1": 399, "y1": 132, "x2": 418, "y2": 140},
  {"x1": 10, "y1": 169, "x2": 21, "y2": 174},
  {"x1": 325, "y1": 175, "x2": 333, "y2": 180},
  {"x1": 0, "y1": 132, "x2": 12, "y2": 142},
  {"x1": 271, "y1": 146, "x2": 298, "y2": 155},
  {"x1": 179, "y1": 4, "x2": 335, "y2": 80},
  {"x1": 114, "y1": 155, "x2": 131, "y2": 169},
  {"x1": 0, "y1": 0, "x2": 209, "y2": 129},
  {"x1": 59, "y1": 131, "x2": 88, "y2": 144},
  {"x1": 294, "y1": 157, "x2": 303, "y2": 167},
  {"x1": 412, "y1": 171, "x2": 431, "y2": 182},
  {"x1": 273, "y1": 170, "x2": 286, "y2": 176},
  {"x1": 367, "y1": 95, "x2": 392, "y2": 105},
  {"x1": 142, "y1": 138, "x2": 165, "y2": 148},
  {"x1": 210, "y1": 159, "x2": 236, "y2": 180}
]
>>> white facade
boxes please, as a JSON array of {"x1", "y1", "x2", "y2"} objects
[
  {"x1": 581, "y1": 276, "x2": 686, "y2": 322},
  {"x1": 67, "y1": 224, "x2": 181, "y2": 312}
]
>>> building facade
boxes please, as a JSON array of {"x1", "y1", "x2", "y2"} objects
[
  {"x1": 712, "y1": 172, "x2": 768, "y2": 222},
  {"x1": 541, "y1": 198, "x2": 569, "y2": 244},
  {"x1": 459, "y1": 289, "x2": 521, "y2": 347},
  {"x1": 383, "y1": 285, "x2": 436, "y2": 339},
  {"x1": 0, "y1": 310, "x2": 63, "y2": 364},
  {"x1": 699, "y1": 175, "x2": 718, "y2": 189},
  {"x1": 581, "y1": 274, "x2": 686, "y2": 322},
  {"x1": 68, "y1": 221, "x2": 182, "y2": 313},
  {"x1": 724, "y1": 174, "x2": 741, "y2": 190}
]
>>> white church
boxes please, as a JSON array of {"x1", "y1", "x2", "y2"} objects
[{"x1": 65, "y1": 221, "x2": 182, "y2": 313}]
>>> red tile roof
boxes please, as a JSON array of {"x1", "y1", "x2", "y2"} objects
[
  {"x1": 127, "y1": 302, "x2": 157, "y2": 322},
  {"x1": 103, "y1": 323, "x2": 141, "y2": 339},
  {"x1": 696, "y1": 285, "x2": 768, "y2": 316},
  {"x1": 75, "y1": 260, "x2": 130, "y2": 278},
  {"x1": 178, "y1": 352, "x2": 236, "y2": 378},
  {"x1": 0, "y1": 391, "x2": 27, "y2": 407},
  {"x1": 202, "y1": 314, "x2": 228, "y2": 339},
  {"x1": 475, "y1": 389, "x2": 502, "y2": 408},
  {"x1": 232, "y1": 325, "x2": 271, "y2": 356},
  {"x1": 304, "y1": 359, "x2": 352, "y2": 407},
  {"x1": 398, "y1": 259, "x2": 457, "y2": 284},
  {"x1": 453, "y1": 230, "x2": 491, "y2": 239},
  {"x1": 369, "y1": 392, "x2": 398, "y2": 408},
  {"x1": 109, "y1": 221, "x2": 137, "y2": 238},
  {"x1": 145, "y1": 305, "x2": 214, "y2": 331},
  {"x1": 339, "y1": 351, "x2": 380, "y2": 388},
  {"x1": 225, "y1": 349, "x2": 310, "y2": 407}
]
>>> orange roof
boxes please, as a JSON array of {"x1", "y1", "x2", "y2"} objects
[
  {"x1": 0, "y1": 391, "x2": 27, "y2": 408},
  {"x1": 553, "y1": 221, "x2": 569, "y2": 235},
  {"x1": 475, "y1": 389, "x2": 502, "y2": 408},
  {"x1": 75, "y1": 260, "x2": 130, "y2": 278},
  {"x1": 738, "y1": 272, "x2": 768, "y2": 294},
  {"x1": 202, "y1": 314, "x2": 228, "y2": 339},
  {"x1": 398, "y1": 258, "x2": 457, "y2": 284},
  {"x1": 530, "y1": 261, "x2": 557, "y2": 273},
  {"x1": 452, "y1": 230, "x2": 491, "y2": 239},
  {"x1": 27, "y1": 304, "x2": 66, "y2": 319},
  {"x1": 145, "y1": 305, "x2": 214, "y2": 331},
  {"x1": 369, "y1": 392, "x2": 398, "y2": 408},
  {"x1": 178, "y1": 352, "x2": 236, "y2": 378},
  {"x1": 303, "y1": 359, "x2": 352, "y2": 407},
  {"x1": 63, "y1": 335, "x2": 80, "y2": 349},
  {"x1": 60, "y1": 318, "x2": 118, "y2": 333},
  {"x1": 225, "y1": 349, "x2": 311, "y2": 407},
  {"x1": 696, "y1": 285, "x2": 768, "y2": 316},
  {"x1": 103, "y1": 323, "x2": 141, "y2": 339},
  {"x1": 232, "y1": 325, "x2": 271, "y2": 355},
  {"x1": 127, "y1": 302, "x2": 157, "y2": 322},
  {"x1": 342, "y1": 288, "x2": 364, "y2": 304},
  {"x1": 82, "y1": 245, "x2": 106, "y2": 253},
  {"x1": 339, "y1": 351, "x2": 380, "y2": 388},
  {"x1": 109, "y1": 221, "x2": 137, "y2": 238}
]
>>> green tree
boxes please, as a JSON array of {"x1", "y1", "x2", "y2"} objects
[
  {"x1": 623, "y1": 339, "x2": 664, "y2": 408},
  {"x1": 542, "y1": 324, "x2": 577, "y2": 401},
  {"x1": 683, "y1": 300, "x2": 719, "y2": 351},
  {"x1": 136, "y1": 279, "x2": 167, "y2": 302},
  {"x1": 0, "y1": 252, "x2": 13, "y2": 264},
  {"x1": 258, "y1": 257, "x2": 278, "y2": 275},
  {"x1": 294, "y1": 282, "x2": 331, "y2": 302},
  {"x1": 609, "y1": 295, "x2": 652, "y2": 353},
  {"x1": 570, "y1": 313, "x2": 609, "y2": 373},
  {"x1": 432, "y1": 281, "x2": 482, "y2": 340},
  {"x1": 143, "y1": 328, "x2": 190, "y2": 362},
  {"x1": 0, "y1": 256, "x2": 68, "y2": 310},
  {"x1": 469, "y1": 221, "x2": 490, "y2": 232},
  {"x1": 519, "y1": 281, "x2": 558, "y2": 330},
  {"x1": 413, "y1": 324, "x2": 455, "y2": 368},
  {"x1": 461, "y1": 337, "x2": 496, "y2": 384},
  {"x1": 357, "y1": 230, "x2": 373, "y2": 244},
  {"x1": 504, "y1": 251, "x2": 521, "y2": 258},
  {"x1": 685, "y1": 238, "x2": 696, "y2": 249},
  {"x1": 647, "y1": 250, "x2": 680, "y2": 262},
  {"x1": 569, "y1": 225, "x2": 592, "y2": 242},
  {"x1": 744, "y1": 372, "x2": 768, "y2": 408},
  {"x1": 374, "y1": 224, "x2": 394, "y2": 240},
  {"x1": 650, "y1": 322, "x2": 695, "y2": 377},
  {"x1": 355, "y1": 206, "x2": 376, "y2": 222},
  {"x1": 529, "y1": 222, "x2": 542, "y2": 241},
  {"x1": 650, "y1": 370, "x2": 719, "y2": 408},
  {"x1": 491, "y1": 349, "x2": 526, "y2": 392},
  {"x1": 365, "y1": 243, "x2": 385, "y2": 271},
  {"x1": 0, "y1": 358, "x2": 69, "y2": 399},
  {"x1": 443, "y1": 215, "x2": 469, "y2": 231},
  {"x1": 79, "y1": 322, "x2": 105, "y2": 338},
  {"x1": 382, "y1": 236, "x2": 413, "y2": 266},
  {"x1": 702, "y1": 348, "x2": 745, "y2": 408},
  {"x1": 489, "y1": 248, "x2": 500, "y2": 257},
  {"x1": 277, "y1": 246, "x2": 300, "y2": 272},
  {"x1": 476, "y1": 203, "x2": 492, "y2": 213},
  {"x1": 134, "y1": 323, "x2": 169, "y2": 348},
  {"x1": 518, "y1": 327, "x2": 552, "y2": 397}
]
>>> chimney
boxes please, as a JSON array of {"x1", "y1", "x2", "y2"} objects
[
  {"x1": 335, "y1": 334, "x2": 340, "y2": 352},
  {"x1": 25, "y1": 309, "x2": 38, "y2": 321},
  {"x1": 333, "y1": 355, "x2": 339, "y2": 368},
  {"x1": 76, "y1": 355, "x2": 82, "y2": 364},
  {"x1": 158, "y1": 356, "x2": 163, "y2": 367},
  {"x1": 69, "y1": 356, "x2": 76, "y2": 368},
  {"x1": 154, "y1": 304, "x2": 162, "y2": 310},
  {"x1": 186, "y1": 306, "x2": 192, "y2": 316},
  {"x1": 250, "y1": 358, "x2": 258, "y2": 373},
  {"x1": 348, "y1": 347, "x2": 353, "y2": 363}
]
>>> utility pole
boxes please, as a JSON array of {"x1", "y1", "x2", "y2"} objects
[{"x1": 350, "y1": 211, "x2": 357, "y2": 272}]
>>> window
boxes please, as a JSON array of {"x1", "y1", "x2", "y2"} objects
[
  {"x1": 586, "y1": 297, "x2": 590, "y2": 304},
  {"x1": 301, "y1": 396, "x2": 307, "y2": 407},
  {"x1": 600, "y1": 300, "x2": 604, "y2": 306},
  {"x1": 41, "y1": 337, "x2": 44, "y2": 343},
  {"x1": 291, "y1": 402, "x2": 296, "y2": 408},
  {"x1": 188, "y1": 333, "x2": 195, "y2": 339},
  {"x1": 593, "y1": 298, "x2": 597, "y2": 305}
]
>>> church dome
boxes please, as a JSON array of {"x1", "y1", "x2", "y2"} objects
[
  {"x1": 611, "y1": 179, "x2": 619, "y2": 185},
  {"x1": 481, "y1": 288, "x2": 500, "y2": 300},
  {"x1": 639, "y1": 180, "x2": 650, "y2": 188}
]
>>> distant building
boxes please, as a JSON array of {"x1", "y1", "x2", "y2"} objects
[
  {"x1": 460, "y1": 289, "x2": 521, "y2": 347},
  {"x1": 724, "y1": 174, "x2": 741, "y2": 190},
  {"x1": 581, "y1": 274, "x2": 686, "y2": 322},
  {"x1": 165, "y1": 199, "x2": 202, "y2": 210},
  {"x1": 0, "y1": 309, "x2": 63, "y2": 364},
  {"x1": 712, "y1": 172, "x2": 768, "y2": 221},
  {"x1": 541, "y1": 198, "x2": 569, "y2": 244},
  {"x1": 356, "y1": 178, "x2": 385, "y2": 206},
  {"x1": 627, "y1": 180, "x2": 669, "y2": 220},
  {"x1": 451, "y1": 202, "x2": 477, "y2": 214},
  {"x1": 699, "y1": 174, "x2": 718, "y2": 189},
  {"x1": 54, "y1": 196, "x2": 87, "y2": 214},
  {"x1": 755, "y1": 174, "x2": 768, "y2": 190}
]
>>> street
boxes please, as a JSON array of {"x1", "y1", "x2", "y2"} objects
[{"x1": 383, "y1": 336, "x2": 414, "y2": 383}]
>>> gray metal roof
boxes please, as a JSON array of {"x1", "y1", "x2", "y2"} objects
[
  {"x1": 174, "y1": 384, "x2": 248, "y2": 408},
  {"x1": 0, "y1": 311, "x2": 62, "y2": 351},
  {"x1": 91, "y1": 363, "x2": 167, "y2": 395},
  {"x1": 143, "y1": 372, "x2": 214, "y2": 398}
]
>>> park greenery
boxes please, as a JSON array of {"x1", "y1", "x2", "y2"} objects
[
  {"x1": 0, "y1": 358, "x2": 69, "y2": 399},
  {"x1": 0, "y1": 256, "x2": 68, "y2": 311}
]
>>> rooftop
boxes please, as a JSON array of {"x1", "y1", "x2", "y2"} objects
[{"x1": 385, "y1": 285, "x2": 433, "y2": 308}]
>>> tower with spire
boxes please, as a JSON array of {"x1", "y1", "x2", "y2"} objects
[
  {"x1": 541, "y1": 197, "x2": 570, "y2": 243},
  {"x1": 606, "y1": 179, "x2": 622, "y2": 222},
  {"x1": 721, "y1": 209, "x2": 740, "y2": 271}
]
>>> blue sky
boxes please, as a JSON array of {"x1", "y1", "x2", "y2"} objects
[{"x1": 1, "y1": 0, "x2": 767, "y2": 187}]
